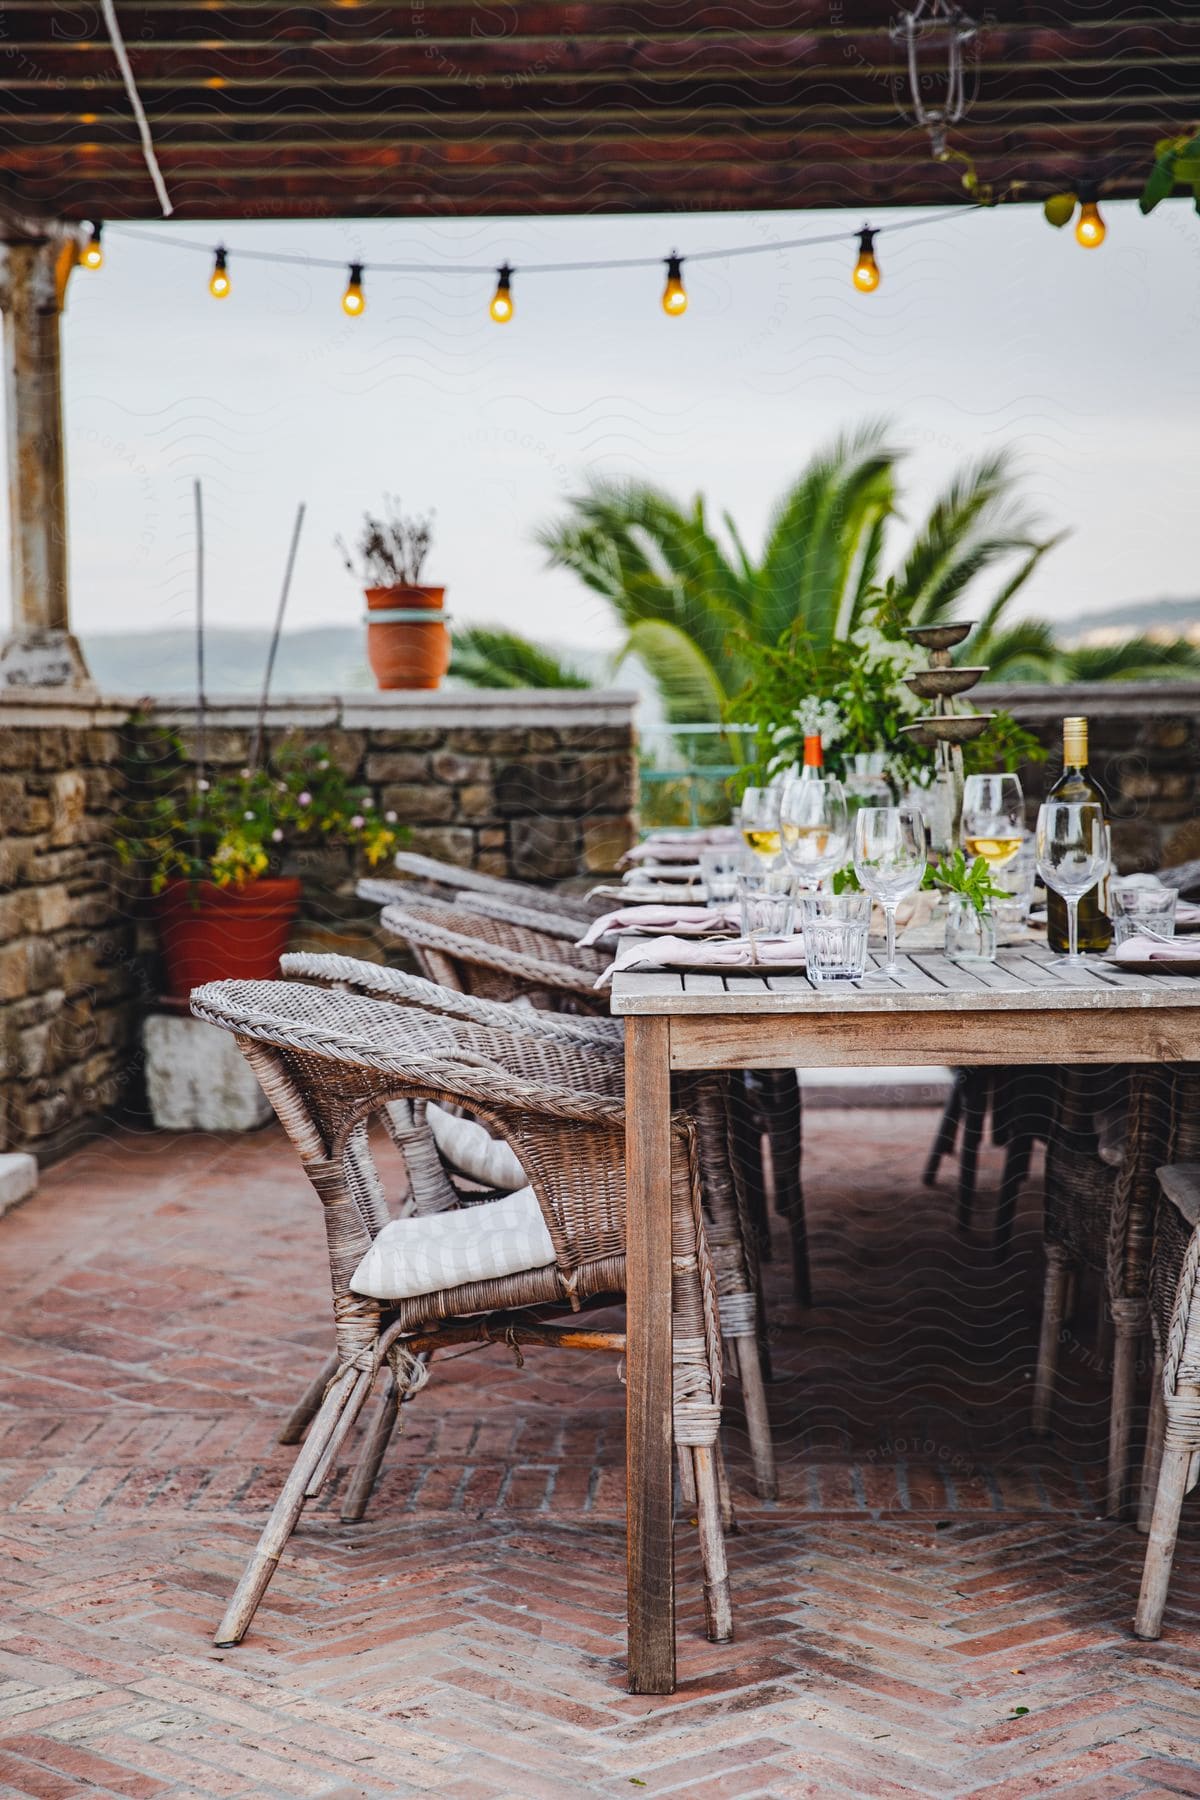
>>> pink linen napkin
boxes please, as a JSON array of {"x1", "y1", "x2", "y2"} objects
[
  {"x1": 1109, "y1": 934, "x2": 1200, "y2": 964},
  {"x1": 596, "y1": 933, "x2": 805, "y2": 988},
  {"x1": 577, "y1": 904, "x2": 737, "y2": 947},
  {"x1": 623, "y1": 841, "x2": 710, "y2": 865}
]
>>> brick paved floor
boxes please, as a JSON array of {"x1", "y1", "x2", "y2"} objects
[{"x1": 0, "y1": 1109, "x2": 1197, "y2": 1798}]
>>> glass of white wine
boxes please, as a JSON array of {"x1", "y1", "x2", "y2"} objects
[
  {"x1": 740, "y1": 785, "x2": 783, "y2": 862},
  {"x1": 961, "y1": 773, "x2": 1025, "y2": 872},
  {"x1": 779, "y1": 771, "x2": 849, "y2": 892}
]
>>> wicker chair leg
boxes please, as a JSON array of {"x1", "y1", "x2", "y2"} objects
[
  {"x1": 923, "y1": 1072, "x2": 964, "y2": 1187},
  {"x1": 1137, "y1": 1356, "x2": 1167, "y2": 1535},
  {"x1": 957, "y1": 1074, "x2": 987, "y2": 1234},
  {"x1": 341, "y1": 1374, "x2": 399, "y2": 1523},
  {"x1": 1032, "y1": 1245, "x2": 1072, "y2": 1436},
  {"x1": 1107, "y1": 1301, "x2": 1148, "y2": 1518},
  {"x1": 715, "y1": 1439, "x2": 736, "y2": 1535},
  {"x1": 215, "y1": 1362, "x2": 361, "y2": 1647},
  {"x1": 734, "y1": 1335, "x2": 778, "y2": 1501},
  {"x1": 677, "y1": 1446, "x2": 697, "y2": 1508},
  {"x1": 994, "y1": 1134, "x2": 1034, "y2": 1258},
  {"x1": 729, "y1": 1073, "x2": 771, "y2": 1264},
  {"x1": 693, "y1": 1445, "x2": 734, "y2": 1643},
  {"x1": 761, "y1": 1070, "x2": 809, "y2": 1304},
  {"x1": 1134, "y1": 1423, "x2": 1196, "y2": 1639},
  {"x1": 277, "y1": 1349, "x2": 338, "y2": 1445}
]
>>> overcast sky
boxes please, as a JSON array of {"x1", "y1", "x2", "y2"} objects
[{"x1": 13, "y1": 198, "x2": 1198, "y2": 651}]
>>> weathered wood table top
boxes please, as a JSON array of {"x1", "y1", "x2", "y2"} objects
[{"x1": 612, "y1": 945, "x2": 1200, "y2": 1694}]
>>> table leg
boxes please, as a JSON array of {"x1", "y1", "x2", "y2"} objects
[{"x1": 625, "y1": 1014, "x2": 676, "y2": 1694}]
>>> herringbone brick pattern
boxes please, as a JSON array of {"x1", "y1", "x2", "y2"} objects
[{"x1": 0, "y1": 1112, "x2": 1196, "y2": 1798}]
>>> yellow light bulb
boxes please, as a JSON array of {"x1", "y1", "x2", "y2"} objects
[
  {"x1": 209, "y1": 246, "x2": 230, "y2": 299},
  {"x1": 1075, "y1": 200, "x2": 1106, "y2": 248},
  {"x1": 342, "y1": 262, "x2": 365, "y2": 315},
  {"x1": 81, "y1": 224, "x2": 103, "y2": 271},
  {"x1": 661, "y1": 253, "x2": 687, "y2": 316},
  {"x1": 489, "y1": 263, "x2": 514, "y2": 323},
  {"x1": 853, "y1": 225, "x2": 880, "y2": 293}
]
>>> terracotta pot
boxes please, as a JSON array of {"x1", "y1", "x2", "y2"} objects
[
  {"x1": 364, "y1": 584, "x2": 451, "y2": 691},
  {"x1": 153, "y1": 877, "x2": 302, "y2": 1000}
]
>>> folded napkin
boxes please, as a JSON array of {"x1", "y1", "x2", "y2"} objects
[
  {"x1": 624, "y1": 841, "x2": 714, "y2": 865},
  {"x1": 577, "y1": 903, "x2": 737, "y2": 947},
  {"x1": 621, "y1": 865, "x2": 703, "y2": 885},
  {"x1": 1176, "y1": 900, "x2": 1200, "y2": 927},
  {"x1": 596, "y1": 932, "x2": 805, "y2": 988},
  {"x1": 1109, "y1": 934, "x2": 1200, "y2": 964}
]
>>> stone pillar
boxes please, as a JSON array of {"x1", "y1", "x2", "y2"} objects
[{"x1": 0, "y1": 233, "x2": 92, "y2": 692}]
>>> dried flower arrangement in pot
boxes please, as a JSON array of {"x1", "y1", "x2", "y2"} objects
[
  {"x1": 116, "y1": 723, "x2": 401, "y2": 997},
  {"x1": 337, "y1": 496, "x2": 450, "y2": 690}
]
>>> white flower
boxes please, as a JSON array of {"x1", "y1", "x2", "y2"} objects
[
  {"x1": 243, "y1": 810, "x2": 255, "y2": 821},
  {"x1": 350, "y1": 814, "x2": 365, "y2": 829},
  {"x1": 384, "y1": 810, "x2": 397, "y2": 823},
  {"x1": 196, "y1": 778, "x2": 210, "y2": 793},
  {"x1": 271, "y1": 827, "x2": 284, "y2": 842},
  {"x1": 791, "y1": 696, "x2": 845, "y2": 747}
]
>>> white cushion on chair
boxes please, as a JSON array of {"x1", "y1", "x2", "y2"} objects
[
  {"x1": 425, "y1": 1100, "x2": 526, "y2": 1192},
  {"x1": 349, "y1": 1186, "x2": 555, "y2": 1300}
]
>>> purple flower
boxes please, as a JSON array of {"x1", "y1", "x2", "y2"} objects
[
  {"x1": 298, "y1": 791, "x2": 312, "y2": 807},
  {"x1": 350, "y1": 813, "x2": 365, "y2": 829}
]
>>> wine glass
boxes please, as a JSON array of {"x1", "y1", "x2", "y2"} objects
[
  {"x1": 1036, "y1": 800, "x2": 1108, "y2": 963},
  {"x1": 739, "y1": 785, "x2": 782, "y2": 862},
  {"x1": 961, "y1": 773, "x2": 1025, "y2": 872},
  {"x1": 779, "y1": 770, "x2": 849, "y2": 892},
  {"x1": 853, "y1": 805, "x2": 927, "y2": 977}
]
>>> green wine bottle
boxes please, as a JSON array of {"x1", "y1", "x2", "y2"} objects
[{"x1": 1046, "y1": 715, "x2": 1113, "y2": 953}]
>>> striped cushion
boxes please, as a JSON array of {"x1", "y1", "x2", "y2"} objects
[
  {"x1": 349, "y1": 1186, "x2": 555, "y2": 1301},
  {"x1": 426, "y1": 1100, "x2": 526, "y2": 1192}
]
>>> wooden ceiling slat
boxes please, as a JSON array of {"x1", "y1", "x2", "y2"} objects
[{"x1": 1, "y1": 2, "x2": 1193, "y2": 219}]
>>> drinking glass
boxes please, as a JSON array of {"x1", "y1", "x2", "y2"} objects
[
  {"x1": 737, "y1": 864, "x2": 795, "y2": 952},
  {"x1": 961, "y1": 773, "x2": 1025, "y2": 872},
  {"x1": 1111, "y1": 882, "x2": 1177, "y2": 945},
  {"x1": 779, "y1": 771, "x2": 849, "y2": 892},
  {"x1": 699, "y1": 846, "x2": 741, "y2": 905},
  {"x1": 800, "y1": 892, "x2": 871, "y2": 986},
  {"x1": 853, "y1": 805, "x2": 927, "y2": 977},
  {"x1": 993, "y1": 836, "x2": 1037, "y2": 928},
  {"x1": 739, "y1": 786, "x2": 782, "y2": 862},
  {"x1": 1035, "y1": 801, "x2": 1108, "y2": 963}
]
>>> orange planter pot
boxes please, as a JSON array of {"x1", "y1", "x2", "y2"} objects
[
  {"x1": 153, "y1": 877, "x2": 302, "y2": 1000},
  {"x1": 364, "y1": 584, "x2": 451, "y2": 691}
]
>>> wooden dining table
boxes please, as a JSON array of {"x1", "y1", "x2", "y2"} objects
[{"x1": 611, "y1": 943, "x2": 1200, "y2": 1694}]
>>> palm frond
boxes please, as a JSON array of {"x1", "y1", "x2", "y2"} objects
[
  {"x1": 614, "y1": 618, "x2": 731, "y2": 724},
  {"x1": 1063, "y1": 636, "x2": 1200, "y2": 681},
  {"x1": 451, "y1": 626, "x2": 591, "y2": 690}
]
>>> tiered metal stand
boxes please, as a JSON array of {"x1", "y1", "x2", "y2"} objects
[{"x1": 899, "y1": 621, "x2": 993, "y2": 853}]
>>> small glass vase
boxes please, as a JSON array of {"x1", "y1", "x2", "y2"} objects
[{"x1": 944, "y1": 893, "x2": 997, "y2": 964}]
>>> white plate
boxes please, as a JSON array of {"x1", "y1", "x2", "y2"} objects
[{"x1": 1105, "y1": 953, "x2": 1200, "y2": 976}]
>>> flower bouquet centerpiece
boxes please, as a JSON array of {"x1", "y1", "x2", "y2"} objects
[{"x1": 116, "y1": 726, "x2": 399, "y2": 998}]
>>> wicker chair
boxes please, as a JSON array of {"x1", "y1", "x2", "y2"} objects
[
  {"x1": 190, "y1": 977, "x2": 733, "y2": 1648},
  {"x1": 283, "y1": 951, "x2": 778, "y2": 1499},
  {"x1": 387, "y1": 851, "x2": 607, "y2": 921},
  {"x1": 924, "y1": 1068, "x2": 1056, "y2": 1251},
  {"x1": 1134, "y1": 1160, "x2": 1200, "y2": 1639},
  {"x1": 1033, "y1": 1064, "x2": 1198, "y2": 1516}
]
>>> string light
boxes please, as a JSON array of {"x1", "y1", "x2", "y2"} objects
[
  {"x1": 208, "y1": 245, "x2": 230, "y2": 299},
  {"x1": 661, "y1": 252, "x2": 688, "y2": 316},
  {"x1": 81, "y1": 223, "x2": 104, "y2": 271},
  {"x1": 342, "y1": 261, "x2": 365, "y2": 315},
  {"x1": 853, "y1": 226, "x2": 881, "y2": 292},
  {"x1": 1075, "y1": 192, "x2": 1106, "y2": 249},
  {"x1": 489, "y1": 263, "x2": 514, "y2": 323}
]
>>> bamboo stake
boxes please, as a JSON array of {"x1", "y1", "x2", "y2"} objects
[{"x1": 251, "y1": 501, "x2": 307, "y2": 772}]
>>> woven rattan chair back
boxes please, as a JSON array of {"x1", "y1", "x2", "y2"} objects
[{"x1": 382, "y1": 853, "x2": 604, "y2": 921}]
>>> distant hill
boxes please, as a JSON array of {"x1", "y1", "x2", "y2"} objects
[
  {"x1": 81, "y1": 627, "x2": 375, "y2": 697},
  {"x1": 1060, "y1": 596, "x2": 1200, "y2": 643}
]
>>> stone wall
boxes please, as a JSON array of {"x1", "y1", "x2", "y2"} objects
[
  {"x1": 986, "y1": 681, "x2": 1200, "y2": 871},
  {"x1": 0, "y1": 688, "x2": 638, "y2": 1161}
]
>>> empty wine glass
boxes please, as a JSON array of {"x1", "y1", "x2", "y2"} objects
[
  {"x1": 779, "y1": 771, "x2": 849, "y2": 892},
  {"x1": 961, "y1": 773, "x2": 1025, "y2": 873},
  {"x1": 1036, "y1": 800, "x2": 1108, "y2": 963},
  {"x1": 739, "y1": 785, "x2": 782, "y2": 862},
  {"x1": 853, "y1": 805, "x2": 927, "y2": 977}
]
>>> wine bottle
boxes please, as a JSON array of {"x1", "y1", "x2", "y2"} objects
[
  {"x1": 1046, "y1": 715, "x2": 1112, "y2": 953},
  {"x1": 802, "y1": 733, "x2": 823, "y2": 773}
]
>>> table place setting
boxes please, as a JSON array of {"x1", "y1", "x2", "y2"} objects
[
  {"x1": 595, "y1": 929, "x2": 808, "y2": 987},
  {"x1": 576, "y1": 902, "x2": 738, "y2": 946}
]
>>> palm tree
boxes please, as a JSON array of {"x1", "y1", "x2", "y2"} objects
[
  {"x1": 978, "y1": 619, "x2": 1200, "y2": 683},
  {"x1": 535, "y1": 422, "x2": 1056, "y2": 725}
]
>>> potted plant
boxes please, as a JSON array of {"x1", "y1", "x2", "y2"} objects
[
  {"x1": 338, "y1": 497, "x2": 450, "y2": 691},
  {"x1": 116, "y1": 725, "x2": 399, "y2": 998},
  {"x1": 935, "y1": 849, "x2": 1011, "y2": 965}
]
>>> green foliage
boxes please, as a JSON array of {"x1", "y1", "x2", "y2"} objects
[
  {"x1": 1140, "y1": 130, "x2": 1200, "y2": 215},
  {"x1": 976, "y1": 621, "x2": 1200, "y2": 684},
  {"x1": 933, "y1": 849, "x2": 1012, "y2": 914},
  {"x1": 450, "y1": 626, "x2": 591, "y2": 690},
  {"x1": 115, "y1": 718, "x2": 400, "y2": 892},
  {"x1": 536, "y1": 427, "x2": 1054, "y2": 729}
]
